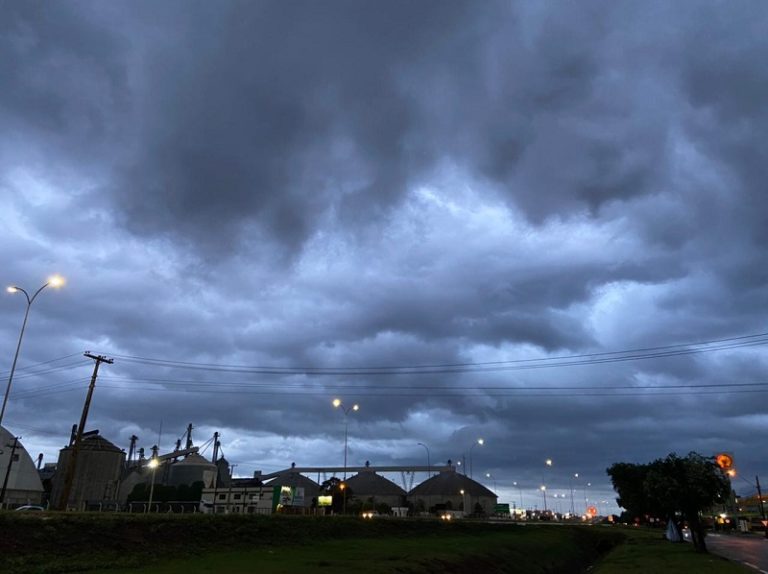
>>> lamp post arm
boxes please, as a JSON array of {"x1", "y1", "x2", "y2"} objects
[{"x1": 29, "y1": 283, "x2": 50, "y2": 305}]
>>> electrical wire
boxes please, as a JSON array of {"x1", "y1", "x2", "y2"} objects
[{"x1": 92, "y1": 332, "x2": 768, "y2": 376}]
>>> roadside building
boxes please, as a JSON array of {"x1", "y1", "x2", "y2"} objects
[{"x1": 261, "y1": 467, "x2": 319, "y2": 509}]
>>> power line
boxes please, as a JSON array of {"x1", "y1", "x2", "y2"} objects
[
  {"x1": 91, "y1": 384, "x2": 768, "y2": 398},
  {"x1": 96, "y1": 374, "x2": 768, "y2": 391},
  {"x1": 0, "y1": 353, "x2": 88, "y2": 377},
  {"x1": 92, "y1": 332, "x2": 768, "y2": 375}
]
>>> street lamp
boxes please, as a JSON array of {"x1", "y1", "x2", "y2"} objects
[
  {"x1": 540, "y1": 485, "x2": 548, "y2": 512},
  {"x1": 417, "y1": 442, "x2": 431, "y2": 477},
  {"x1": 469, "y1": 438, "x2": 484, "y2": 479},
  {"x1": 146, "y1": 454, "x2": 159, "y2": 514},
  {"x1": 569, "y1": 473, "x2": 578, "y2": 516},
  {"x1": 513, "y1": 481, "x2": 523, "y2": 510},
  {"x1": 485, "y1": 472, "x2": 497, "y2": 492},
  {"x1": 1, "y1": 275, "x2": 65, "y2": 427},
  {"x1": 332, "y1": 399, "x2": 359, "y2": 480}
]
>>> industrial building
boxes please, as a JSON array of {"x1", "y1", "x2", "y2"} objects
[
  {"x1": 408, "y1": 467, "x2": 497, "y2": 515},
  {"x1": 0, "y1": 425, "x2": 44, "y2": 507},
  {"x1": 344, "y1": 468, "x2": 407, "y2": 510}
]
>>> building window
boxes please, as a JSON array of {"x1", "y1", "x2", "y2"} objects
[
  {"x1": 12, "y1": 454, "x2": 19, "y2": 462},
  {"x1": 218, "y1": 494, "x2": 226, "y2": 500},
  {"x1": 234, "y1": 494, "x2": 242, "y2": 500}
]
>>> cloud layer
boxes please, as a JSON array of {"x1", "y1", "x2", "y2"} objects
[{"x1": 1, "y1": 0, "x2": 767, "y2": 510}]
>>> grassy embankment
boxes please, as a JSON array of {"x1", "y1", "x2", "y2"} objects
[
  {"x1": 0, "y1": 513, "x2": 753, "y2": 574},
  {"x1": 593, "y1": 527, "x2": 752, "y2": 574}
]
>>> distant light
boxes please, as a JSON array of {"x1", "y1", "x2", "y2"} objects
[
  {"x1": 546, "y1": 459, "x2": 552, "y2": 466},
  {"x1": 6, "y1": 286, "x2": 17, "y2": 293},
  {"x1": 148, "y1": 458, "x2": 159, "y2": 469},
  {"x1": 352, "y1": 404, "x2": 359, "y2": 411},
  {"x1": 540, "y1": 486, "x2": 546, "y2": 491},
  {"x1": 574, "y1": 473, "x2": 579, "y2": 478},
  {"x1": 332, "y1": 398, "x2": 341, "y2": 408},
  {"x1": 48, "y1": 275, "x2": 65, "y2": 288},
  {"x1": 477, "y1": 438, "x2": 484, "y2": 445}
]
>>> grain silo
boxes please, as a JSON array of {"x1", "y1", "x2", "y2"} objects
[
  {"x1": 0, "y1": 425, "x2": 44, "y2": 506},
  {"x1": 50, "y1": 430, "x2": 126, "y2": 510},
  {"x1": 167, "y1": 453, "x2": 217, "y2": 487}
]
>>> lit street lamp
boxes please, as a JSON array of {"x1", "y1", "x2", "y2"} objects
[
  {"x1": 540, "y1": 485, "x2": 548, "y2": 512},
  {"x1": 569, "y1": 473, "x2": 578, "y2": 515},
  {"x1": 513, "y1": 481, "x2": 523, "y2": 510},
  {"x1": 146, "y1": 452, "x2": 159, "y2": 513},
  {"x1": 469, "y1": 438, "x2": 484, "y2": 478},
  {"x1": 332, "y1": 399, "x2": 359, "y2": 480},
  {"x1": 485, "y1": 472, "x2": 497, "y2": 492},
  {"x1": 1, "y1": 275, "x2": 65, "y2": 427}
]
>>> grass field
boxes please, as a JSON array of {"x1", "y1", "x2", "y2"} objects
[
  {"x1": 0, "y1": 513, "x2": 754, "y2": 574},
  {"x1": 593, "y1": 528, "x2": 752, "y2": 574}
]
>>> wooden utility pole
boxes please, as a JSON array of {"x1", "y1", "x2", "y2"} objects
[
  {"x1": 0, "y1": 436, "x2": 20, "y2": 506},
  {"x1": 56, "y1": 352, "x2": 113, "y2": 510}
]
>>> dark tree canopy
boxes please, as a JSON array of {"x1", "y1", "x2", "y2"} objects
[{"x1": 607, "y1": 452, "x2": 730, "y2": 553}]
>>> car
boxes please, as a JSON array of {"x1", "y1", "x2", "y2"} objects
[{"x1": 14, "y1": 505, "x2": 45, "y2": 512}]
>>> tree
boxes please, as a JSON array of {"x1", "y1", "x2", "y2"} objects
[
  {"x1": 607, "y1": 452, "x2": 730, "y2": 553},
  {"x1": 319, "y1": 476, "x2": 354, "y2": 514}
]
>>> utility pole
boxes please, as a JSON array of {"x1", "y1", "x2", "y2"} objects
[
  {"x1": 56, "y1": 353, "x2": 113, "y2": 510},
  {"x1": 756, "y1": 475, "x2": 767, "y2": 539},
  {"x1": 0, "y1": 436, "x2": 20, "y2": 506}
]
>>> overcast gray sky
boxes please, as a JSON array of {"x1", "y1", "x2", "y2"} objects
[{"x1": 1, "y1": 0, "x2": 767, "y2": 513}]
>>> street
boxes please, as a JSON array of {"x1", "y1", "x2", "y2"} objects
[{"x1": 706, "y1": 533, "x2": 768, "y2": 573}]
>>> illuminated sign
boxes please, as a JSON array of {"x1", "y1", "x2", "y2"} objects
[
  {"x1": 715, "y1": 453, "x2": 734, "y2": 470},
  {"x1": 318, "y1": 495, "x2": 333, "y2": 507}
]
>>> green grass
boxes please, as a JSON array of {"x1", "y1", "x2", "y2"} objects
[
  {"x1": 0, "y1": 513, "x2": 754, "y2": 574},
  {"x1": 593, "y1": 528, "x2": 752, "y2": 574},
  {"x1": 88, "y1": 527, "x2": 620, "y2": 574}
]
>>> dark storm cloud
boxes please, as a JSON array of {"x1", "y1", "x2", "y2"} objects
[{"x1": 2, "y1": 0, "x2": 768, "y2": 510}]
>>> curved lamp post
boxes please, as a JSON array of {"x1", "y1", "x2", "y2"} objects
[
  {"x1": 468, "y1": 438, "x2": 484, "y2": 479},
  {"x1": 417, "y1": 442, "x2": 431, "y2": 477},
  {"x1": 485, "y1": 472, "x2": 497, "y2": 492},
  {"x1": 1, "y1": 275, "x2": 65, "y2": 427},
  {"x1": 332, "y1": 398, "x2": 359, "y2": 480}
]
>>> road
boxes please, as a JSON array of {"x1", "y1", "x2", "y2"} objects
[{"x1": 706, "y1": 533, "x2": 768, "y2": 573}]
